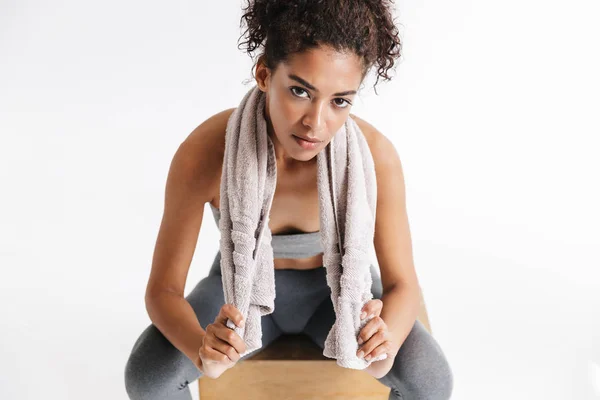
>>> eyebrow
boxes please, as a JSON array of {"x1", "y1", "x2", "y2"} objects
[{"x1": 288, "y1": 74, "x2": 357, "y2": 96}]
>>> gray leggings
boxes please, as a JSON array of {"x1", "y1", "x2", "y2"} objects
[{"x1": 124, "y1": 251, "x2": 453, "y2": 399}]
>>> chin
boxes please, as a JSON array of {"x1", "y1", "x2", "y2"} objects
[
  {"x1": 294, "y1": 152, "x2": 319, "y2": 162},
  {"x1": 282, "y1": 148, "x2": 313, "y2": 162}
]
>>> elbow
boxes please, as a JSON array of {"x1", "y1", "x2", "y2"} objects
[
  {"x1": 144, "y1": 287, "x2": 166, "y2": 313},
  {"x1": 144, "y1": 287, "x2": 183, "y2": 308},
  {"x1": 144, "y1": 290, "x2": 159, "y2": 316},
  {"x1": 384, "y1": 280, "x2": 421, "y2": 308},
  {"x1": 144, "y1": 285, "x2": 159, "y2": 308},
  {"x1": 398, "y1": 276, "x2": 421, "y2": 295},
  {"x1": 383, "y1": 279, "x2": 418, "y2": 296}
]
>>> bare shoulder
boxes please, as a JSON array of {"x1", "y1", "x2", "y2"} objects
[
  {"x1": 178, "y1": 107, "x2": 236, "y2": 201},
  {"x1": 349, "y1": 113, "x2": 398, "y2": 167},
  {"x1": 185, "y1": 107, "x2": 236, "y2": 156}
]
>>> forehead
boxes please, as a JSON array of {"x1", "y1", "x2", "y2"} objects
[{"x1": 275, "y1": 47, "x2": 363, "y2": 93}]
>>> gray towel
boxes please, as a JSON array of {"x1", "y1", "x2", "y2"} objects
[{"x1": 218, "y1": 85, "x2": 387, "y2": 369}]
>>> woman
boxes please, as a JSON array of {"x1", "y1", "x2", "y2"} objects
[{"x1": 124, "y1": 1, "x2": 453, "y2": 399}]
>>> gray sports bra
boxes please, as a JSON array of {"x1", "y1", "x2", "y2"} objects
[{"x1": 209, "y1": 204, "x2": 323, "y2": 259}]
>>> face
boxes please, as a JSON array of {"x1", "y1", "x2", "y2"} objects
[{"x1": 255, "y1": 45, "x2": 364, "y2": 165}]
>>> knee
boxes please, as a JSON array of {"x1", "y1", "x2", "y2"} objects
[
  {"x1": 398, "y1": 355, "x2": 454, "y2": 400},
  {"x1": 378, "y1": 322, "x2": 454, "y2": 399},
  {"x1": 124, "y1": 343, "x2": 155, "y2": 400},
  {"x1": 379, "y1": 355, "x2": 454, "y2": 400},
  {"x1": 412, "y1": 355, "x2": 454, "y2": 400},
  {"x1": 124, "y1": 349, "x2": 150, "y2": 400},
  {"x1": 124, "y1": 330, "x2": 162, "y2": 400},
  {"x1": 124, "y1": 325, "x2": 199, "y2": 400}
]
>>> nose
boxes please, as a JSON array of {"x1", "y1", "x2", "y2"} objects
[{"x1": 302, "y1": 101, "x2": 327, "y2": 134}]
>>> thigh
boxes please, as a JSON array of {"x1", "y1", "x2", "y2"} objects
[
  {"x1": 123, "y1": 272, "x2": 222, "y2": 400},
  {"x1": 124, "y1": 252, "x2": 284, "y2": 399},
  {"x1": 301, "y1": 264, "x2": 453, "y2": 399},
  {"x1": 376, "y1": 319, "x2": 454, "y2": 400},
  {"x1": 269, "y1": 266, "x2": 332, "y2": 334},
  {"x1": 124, "y1": 318, "x2": 199, "y2": 399},
  {"x1": 186, "y1": 254, "x2": 284, "y2": 360}
]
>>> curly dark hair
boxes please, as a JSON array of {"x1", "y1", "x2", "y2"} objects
[{"x1": 237, "y1": 0, "x2": 403, "y2": 94}]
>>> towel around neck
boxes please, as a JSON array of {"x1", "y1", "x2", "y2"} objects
[{"x1": 217, "y1": 85, "x2": 387, "y2": 369}]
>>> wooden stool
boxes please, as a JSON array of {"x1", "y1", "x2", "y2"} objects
[{"x1": 198, "y1": 287, "x2": 432, "y2": 399}]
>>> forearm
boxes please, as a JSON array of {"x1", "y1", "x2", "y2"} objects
[
  {"x1": 145, "y1": 291, "x2": 207, "y2": 371},
  {"x1": 365, "y1": 283, "x2": 421, "y2": 378}
]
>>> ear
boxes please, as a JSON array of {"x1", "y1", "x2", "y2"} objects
[{"x1": 254, "y1": 57, "x2": 271, "y2": 92}]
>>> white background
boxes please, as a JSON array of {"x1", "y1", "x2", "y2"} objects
[{"x1": 1, "y1": 0, "x2": 599, "y2": 399}]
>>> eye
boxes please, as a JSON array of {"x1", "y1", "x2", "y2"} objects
[
  {"x1": 290, "y1": 86, "x2": 310, "y2": 98},
  {"x1": 333, "y1": 98, "x2": 352, "y2": 109},
  {"x1": 290, "y1": 86, "x2": 352, "y2": 110}
]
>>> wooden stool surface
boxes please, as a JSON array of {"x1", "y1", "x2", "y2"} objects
[{"x1": 199, "y1": 286, "x2": 432, "y2": 399}]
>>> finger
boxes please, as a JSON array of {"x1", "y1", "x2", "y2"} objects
[
  {"x1": 357, "y1": 329, "x2": 389, "y2": 359},
  {"x1": 205, "y1": 334, "x2": 242, "y2": 362},
  {"x1": 213, "y1": 324, "x2": 247, "y2": 356},
  {"x1": 360, "y1": 299, "x2": 383, "y2": 320},
  {"x1": 216, "y1": 304, "x2": 245, "y2": 328},
  {"x1": 363, "y1": 340, "x2": 392, "y2": 361},
  {"x1": 200, "y1": 342, "x2": 237, "y2": 364},
  {"x1": 357, "y1": 315, "x2": 385, "y2": 345}
]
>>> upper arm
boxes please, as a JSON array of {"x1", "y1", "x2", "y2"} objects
[
  {"x1": 351, "y1": 114, "x2": 420, "y2": 294},
  {"x1": 372, "y1": 133, "x2": 419, "y2": 293},
  {"x1": 145, "y1": 109, "x2": 233, "y2": 301}
]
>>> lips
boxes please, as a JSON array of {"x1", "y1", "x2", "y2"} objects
[
  {"x1": 293, "y1": 135, "x2": 321, "y2": 150},
  {"x1": 293, "y1": 134, "x2": 322, "y2": 143}
]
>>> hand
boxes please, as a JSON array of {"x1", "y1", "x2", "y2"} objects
[
  {"x1": 198, "y1": 304, "x2": 247, "y2": 379},
  {"x1": 356, "y1": 299, "x2": 399, "y2": 362}
]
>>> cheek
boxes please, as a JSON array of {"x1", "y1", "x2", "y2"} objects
[
  {"x1": 273, "y1": 97, "x2": 300, "y2": 131},
  {"x1": 279, "y1": 97, "x2": 300, "y2": 123},
  {"x1": 329, "y1": 118, "x2": 346, "y2": 137}
]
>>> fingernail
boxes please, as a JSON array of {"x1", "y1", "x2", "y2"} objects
[
  {"x1": 365, "y1": 354, "x2": 372, "y2": 360},
  {"x1": 357, "y1": 350, "x2": 364, "y2": 358},
  {"x1": 360, "y1": 311, "x2": 367, "y2": 319},
  {"x1": 239, "y1": 319, "x2": 245, "y2": 328},
  {"x1": 358, "y1": 337, "x2": 364, "y2": 345}
]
